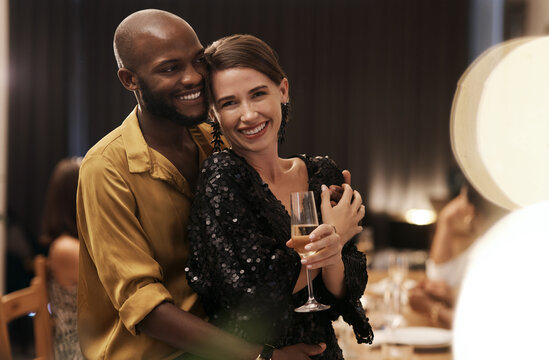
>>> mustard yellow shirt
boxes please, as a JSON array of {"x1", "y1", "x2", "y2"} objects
[{"x1": 77, "y1": 108, "x2": 215, "y2": 360}]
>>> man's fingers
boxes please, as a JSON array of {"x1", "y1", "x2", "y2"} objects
[
  {"x1": 329, "y1": 184, "x2": 344, "y2": 204},
  {"x1": 339, "y1": 183, "x2": 354, "y2": 204},
  {"x1": 342, "y1": 170, "x2": 351, "y2": 185},
  {"x1": 305, "y1": 343, "x2": 326, "y2": 356}
]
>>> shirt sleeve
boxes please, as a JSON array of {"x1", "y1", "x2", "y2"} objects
[
  {"x1": 426, "y1": 245, "x2": 473, "y2": 289},
  {"x1": 77, "y1": 155, "x2": 173, "y2": 335}
]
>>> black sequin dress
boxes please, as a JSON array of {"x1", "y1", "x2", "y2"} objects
[{"x1": 186, "y1": 150, "x2": 373, "y2": 359}]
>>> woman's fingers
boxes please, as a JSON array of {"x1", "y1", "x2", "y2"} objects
[
  {"x1": 350, "y1": 190, "x2": 363, "y2": 212},
  {"x1": 320, "y1": 185, "x2": 333, "y2": 214},
  {"x1": 304, "y1": 252, "x2": 342, "y2": 269},
  {"x1": 303, "y1": 224, "x2": 342, "y2": 268}
]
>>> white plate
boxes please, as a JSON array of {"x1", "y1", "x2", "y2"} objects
[{"x1": 372, "y1": 326, "x2": 452, "y2": 349}]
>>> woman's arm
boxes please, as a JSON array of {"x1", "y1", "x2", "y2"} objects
[{"x1": 430, "y1": 188, "x2": 474, "y2": 264}]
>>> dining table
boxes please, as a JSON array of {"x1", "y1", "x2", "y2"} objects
[{"x1": 335, "y1": 269, "x2": 453, "y2": 360}]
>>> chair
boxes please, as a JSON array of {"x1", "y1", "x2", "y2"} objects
[{"x1": 0, "y1": 255, "x2": 53, "y2": 360}]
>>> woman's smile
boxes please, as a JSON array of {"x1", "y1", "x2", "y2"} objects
[{"x1": 240, "y1": 121, "x2": 268, "y2": 137}]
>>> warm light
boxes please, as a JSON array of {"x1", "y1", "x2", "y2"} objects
[
  {"x1": 454, "y1": 201, "x2": 549, "y2": 359},
  {"x1": 404, "y1": 209, "x2": 436, "y2": 225}
]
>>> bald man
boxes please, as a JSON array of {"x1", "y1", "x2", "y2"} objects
[{"x1": 76, "y1": 9, "x2": 327, "y2": 360}]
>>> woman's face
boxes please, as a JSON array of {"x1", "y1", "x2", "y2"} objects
[{"x1": 211, "y1": 67, "x2": 288, "y2": 156}]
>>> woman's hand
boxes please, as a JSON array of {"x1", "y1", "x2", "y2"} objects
[
  {"x1": 320, "y1": 183, "x2": 364, "y2": 244},
  {"x1": 286, "y1": 224, "x2": 345, "y2": 297},
  {"x1": 286, "y1": 224, "x2": 342, "y2": 270}
]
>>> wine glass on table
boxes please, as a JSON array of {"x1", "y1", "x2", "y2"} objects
[{"x1": 290, "y1": 191, "x2": 330, "y2": 313}]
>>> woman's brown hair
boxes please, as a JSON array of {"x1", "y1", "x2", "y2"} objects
[
  {"x1": 40, "y1": 157, "x2": 82, "y2": 246},
  {"x1": 204, "y1": 34, "x2": 287, "y2": 87}
]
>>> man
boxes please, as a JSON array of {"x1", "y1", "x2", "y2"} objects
[{"x1": 77, "y1": 9, "x2": 340, "y2": 360}]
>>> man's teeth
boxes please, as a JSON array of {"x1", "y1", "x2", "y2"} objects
[
  {"x1": 179, "y1": 91, "x2": 200, "y2": 100},
  {"x1": 241, "y1": 122, "x2": 266, "y2": 135}
]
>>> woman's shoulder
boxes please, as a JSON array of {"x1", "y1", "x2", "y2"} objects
[
  {"x1": 197, "y1": 150, "x2": 254, "y2": 196},
  {"x1": 299, "y1": 154, "x2": 343, "y2": 184},
  {"x1": 200, "y1": 150, "x2": 245, "y2": 178},
  {"x1": 48, "y1": 235, "x2": 79, "y2": 288}
]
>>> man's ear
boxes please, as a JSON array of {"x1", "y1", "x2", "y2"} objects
[{"x1": 117, "y1": 68, "x2": 139, "y2": 91}]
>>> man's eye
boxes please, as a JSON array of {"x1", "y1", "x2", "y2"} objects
[
  {"x1": 194, "y1": 57, "x2": 206, "y2": 65},
  {"x1": 161, "y1": 66, "x2": 177, "y2": 73}
]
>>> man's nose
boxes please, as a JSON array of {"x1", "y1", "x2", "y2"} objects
[{"x1": 180, "y1": 66, "x2": 203, "y2": 87}]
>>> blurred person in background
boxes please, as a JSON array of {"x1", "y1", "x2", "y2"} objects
[
  {"x1": 40, "y1": 157, "x2": 84, "y2": 359},
  {"x1": 409, "y1": 183, "x2": 507, "y2": 328}
]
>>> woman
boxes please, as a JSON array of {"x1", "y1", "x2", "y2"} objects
[
  {"x1": 40, "y1": 157, "x2": 84, "y2": 360},
  {"x1": 186, "y1": 34, "x2": 373, "y2": 359},
  {"x1": 409, "y1": 183, "x2": 507, "y2": 328}
]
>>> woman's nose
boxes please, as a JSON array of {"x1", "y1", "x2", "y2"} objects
[{"x1": 240, "y1": 103, "x2": 258, "y2": 122}]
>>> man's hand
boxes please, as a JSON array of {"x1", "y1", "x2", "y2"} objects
[
  {"x1": 329, "y1": 170, "x2": 351, "y2": 205},
  {"x1": 273, "y1": 343, "x2": 326, "y2": 360}
]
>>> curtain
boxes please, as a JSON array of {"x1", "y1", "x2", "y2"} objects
[{"x1": 7, "y1": 0, "x2": 470, "y2": 248}]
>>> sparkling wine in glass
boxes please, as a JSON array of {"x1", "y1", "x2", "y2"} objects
[{"x1": 290, "y1": 191, "x2": 330, "y2": 312}]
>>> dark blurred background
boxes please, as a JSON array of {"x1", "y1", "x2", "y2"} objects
[{"x1": 4, "y1": 0, "x2": 533, "y2": 292}]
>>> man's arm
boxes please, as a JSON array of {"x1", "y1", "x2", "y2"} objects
[
  {"x1": 137, "y1": 302, "x2": 260, "y2": 359},
  {"x1": 138, "y1": 302, "x2": 326, "y2": 360}
]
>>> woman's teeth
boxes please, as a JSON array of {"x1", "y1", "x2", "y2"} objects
[{"x1": 241, "y1": 122, "x2": 266, "y2": 135}]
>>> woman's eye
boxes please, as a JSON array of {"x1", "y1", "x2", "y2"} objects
[
  {"x1": 220, "y1": 101, "x2": 236, "y2": 108},
  {"x1": 252, "y1": 91, "x2": 267, "y2": 98}
]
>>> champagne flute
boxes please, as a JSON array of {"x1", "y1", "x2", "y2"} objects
[{"x1": 290, "y1": 191, "x2": 330, "y2": 312}]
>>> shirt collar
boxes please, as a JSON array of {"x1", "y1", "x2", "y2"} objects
[{"x1": 120, "y1": 107, "x2": 216, "y2": 194}]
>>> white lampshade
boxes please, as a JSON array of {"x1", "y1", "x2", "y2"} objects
[{"x1": 453, "y1": 201, "x2": 549, "y2": 359}]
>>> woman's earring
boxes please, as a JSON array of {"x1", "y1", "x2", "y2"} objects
[
  {"x1": 210, "y1": 118, "x2": 223, "y2": 153},
  {"x1": 279, "y1": 102, "x2": 290, "y2": 145}
]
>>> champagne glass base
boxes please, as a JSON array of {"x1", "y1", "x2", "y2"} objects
[{"x1": 294, "y1": 299, "x2": 330, "y2": 313}]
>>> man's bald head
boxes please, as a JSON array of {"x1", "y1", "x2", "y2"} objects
[{"x1": 113, "y1": 9, "x2": 195, "y2": 70}]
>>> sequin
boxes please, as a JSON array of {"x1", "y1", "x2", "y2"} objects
[{"x1": 185, "y1": 149, "x2": 373, "y2": 359}]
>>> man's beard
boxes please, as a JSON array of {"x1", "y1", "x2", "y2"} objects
[{"x1": 139, "y1": 80, "x2": 208, "y2": 127}]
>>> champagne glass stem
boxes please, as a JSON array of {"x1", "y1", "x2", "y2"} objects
[{"x1": 306, "y1": 268, "x2": 315, "y2": 301}]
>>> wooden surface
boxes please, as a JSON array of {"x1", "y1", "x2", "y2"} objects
[{"x1": 336, "y1": 270, "x2": 453, "y2": 360}]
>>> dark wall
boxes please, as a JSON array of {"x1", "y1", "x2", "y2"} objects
[{"x1": 7, "y1": 0, "x2": 470, "y2": 255}]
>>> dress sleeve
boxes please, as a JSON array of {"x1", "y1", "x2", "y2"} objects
[
  {"x1": 308, "y1": 155, "x2": 374, "y2": 344},
  {"x1": 77, "y1": 155, "x2": 173, "y2": 335},
  {"x1": 186, "y1": 155, "x2": 299, "y2": 326}
]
